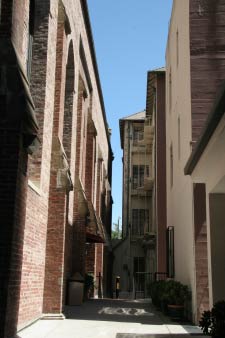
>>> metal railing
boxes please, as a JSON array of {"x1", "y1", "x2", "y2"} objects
[
  {"x1": 133, "y1": 271, "x2": 168, "y2": 299},
  {"x1": 154, "y1": 272, "x2": 168, "y2": 281},
  {"x1": 133, "y1": 272, "x2": 154, "y2": 299}
]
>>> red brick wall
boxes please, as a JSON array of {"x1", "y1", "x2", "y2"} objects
[
  {"x1": 18, "y1": 187, "x2": 48, "y2": 326},
  {"x1": 1, "y1": 0, "x2": 113, "y2": 335},
  {"x1": 0, "y1": 132, "x2": 28, "y2": 338},
  {"x1": 85, "y1": 116, "x2": 95, "y2": 200},
  {"x1": 156, "y1": 73, "x2": 167, "y2": 273},
  {"x1": 96, "y1": 159, "x2": 102, "y2": 216},
  {"x1": 16, "y1": 0, "x2": 55, "y2": 328},
  {"x1": 193, "y1": 183, "x2": 209, "y2": 321},
  {"x1": 72, "y1": 214, "x2": 87, "y2": 276},
  {"x1": 95, "y1": 243, "x2": 104, "y2": 297},
  {"x1": 64, "y1": 194, "x2": 73, "y2": 303},
  {"x1": 190, "y1": 0, "x2": 225, "y2": 144},
  {"x1": 43, "y1": 6, "x2": 70, "y2": 314},
  {"x1": 72, "y1": 77, "x2": 89, "y2": 277},
  {"x1": 85, "y1": 243, "x2": 95, "y2": 273}
]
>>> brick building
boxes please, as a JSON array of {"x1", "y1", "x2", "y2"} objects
[
  {"x1": 166, "y1": 0, "x2": 225, "y2": 322},
  {"x1": 146, "y1": 68, "x2": 167, "y2": 276},
  {"x1": 0, "y1": 1, "x2": 113, "y2": 337}
]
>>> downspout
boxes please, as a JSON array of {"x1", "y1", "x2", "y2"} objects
[
  {"x1": 153, "y1": 85, "x2": 157, "y2": 274},
  {"x1": 127, "y1": 122, "x2": 132, "y2": 292},
  {"x1": 127, "y1": 122, "x2": 130, "y2": 237}
]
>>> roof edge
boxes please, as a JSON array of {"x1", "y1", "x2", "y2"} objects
[{"x1": 81, "y1": 0, "x2": 113, "y2": 157}]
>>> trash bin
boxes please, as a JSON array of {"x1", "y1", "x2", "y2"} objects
[{"x1": 68, "y1": 272, "x2": 84, "y2": 305}]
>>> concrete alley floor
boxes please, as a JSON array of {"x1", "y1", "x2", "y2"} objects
[{"x1": 18, "y1": 298, "x2": 203, "y2": 338}]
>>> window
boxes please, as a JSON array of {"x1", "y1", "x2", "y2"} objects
[
  {"x1": 133, "y1": 257, "x2": 145, "y2": 292},
  {"x1": 176, "y1": 29, "x2": 179, "y2": 67},
  {"x1": 169, "y1": 69, "x2": 172, "y2": 112},
  {"x1": 167, "y1": 226, "x2": 175, "y2": 278},
  {"x1": 178, "y1": 116, "x2": 181, "y2": 159},
  {"x1": 132, "y1": 165, "x2": 149, "y2": 189},
  {"x1": 170, "y1": 144, "x2": 173, "y2": 188},
  {"x1": 133, "y1": 125, "x2": 144, "y2": 145},
  {"x1": 27, "y1": 0, "x2": 35, "y2": 79},
  {"x1": 132, "y1": 209, "x2": 149, "y2": 236}
]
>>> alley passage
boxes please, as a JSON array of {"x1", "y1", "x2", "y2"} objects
[{"x1": 19, "y1": 299, "x2": 202, "y2": 338}]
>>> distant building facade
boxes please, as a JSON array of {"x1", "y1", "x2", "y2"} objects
[
  {"x1": 114, "y1": 67, "x2": 167, "y2": 297},
  {"x1": 0, "y1": 1, "x2": 112, "y2": 337},
  {"x1": 166, "y1": 0, "x2": 225, "y2": 322},
  {"x1": 114, "y1": 111, "x2": 154, "y2": 297}
]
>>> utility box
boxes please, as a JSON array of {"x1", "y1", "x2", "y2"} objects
[{"x1": 68, "y1": 273, "x2": 84, "y2": 305}]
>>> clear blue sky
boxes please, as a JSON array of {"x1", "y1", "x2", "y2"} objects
[{"x1": 87, "y1": 0, "x2": 173, "y2": 228}]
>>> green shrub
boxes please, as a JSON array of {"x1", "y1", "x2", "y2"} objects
[
  {"x1": 162, "y1": 280, "x2": 191, "y2": 305},
  {"x1": 149, "y1": 280, "x2": 166, "y2": 308},
  {"x1": 199, "y1": 301, "x2": 225, "y2": 337}
]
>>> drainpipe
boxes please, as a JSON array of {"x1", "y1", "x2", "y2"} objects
[{"x1": 125, "y1": 122, "x2": 132, "y2": 292}]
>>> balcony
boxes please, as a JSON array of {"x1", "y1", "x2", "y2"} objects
[
  {"x1": 138, "y1": 123, "x2": 155, "y2": 146},
  {"x1": 141, "y1": 232, "x2": 156, "y2": 249},
  {"x1": 134, "y1": 175, "x2": 154, "y2": 192},
  {"x1": 131, "y1": 232, "x2": 156, "y2": 247},
  {"x1": 131, "y1": 144, "x2": 146, "y2": 153},
  {"x1": 143, "y1": 175, "x2": 154, "y2": 190},
  {"x1": 131, "y1": 188, "x2": 151, "y2": 196}
]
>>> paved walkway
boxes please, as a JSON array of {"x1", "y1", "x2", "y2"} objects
[{"x1": 18, "y1": 298, "x2": 203, "y2": 338}]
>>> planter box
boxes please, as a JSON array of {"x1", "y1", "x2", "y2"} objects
[{"x1": 167, "y1": 304, "x2": 184, "y2": 320}]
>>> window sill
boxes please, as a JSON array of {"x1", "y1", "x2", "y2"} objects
[{"x1": 28, "y1": 179, "x2": 42, "y2": 196}]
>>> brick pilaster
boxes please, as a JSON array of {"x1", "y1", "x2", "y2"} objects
[
  {"x1": 72, "y1": 77, "x2": 88, "y2": 277},
  {"x1": 0, "y1": 130, "x2": 28, "y2": 338},
  {"x1": 43, "y1": 14, "x2": 67, "y2": 315}
]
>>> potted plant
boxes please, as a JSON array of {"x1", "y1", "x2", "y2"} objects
[
  {"x1": 199, "y1": 300, "x2": 225, "y2": 337},
  {"x1": 149, "y1": 280, "x2": 166, "y2": 310},
  {"x1": 162, "y1": 280, "x2": 191, "y2": 320}
]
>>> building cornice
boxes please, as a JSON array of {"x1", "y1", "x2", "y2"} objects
[{"x1": 80, "y1": 0, "x2": 113, "y2": 157}]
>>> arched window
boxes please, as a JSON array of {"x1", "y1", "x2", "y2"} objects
[
  {"x1": 63, "y1": 41, "x2": 75, "y2": 165},
  {"x1": 28, "y1": 0, "x2": 50, "y2": 187}
]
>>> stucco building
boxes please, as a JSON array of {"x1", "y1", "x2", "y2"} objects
[
  {"x1": 185, "y1": 82, "x2": 225, "y2": 314},
  {"x1": 114, "y1": 110, "x2": 154, "y2": 297},
  {"x1": 114, "y1": 67, "x2": 166, "y2": 298},
  {"x1": 0, "y1": 1, "x2": 113, "y2": 337},
  {"x1": 166, "y1": 0, "x2": 225, "y2": 322}
]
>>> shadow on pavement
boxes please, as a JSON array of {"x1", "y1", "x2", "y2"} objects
[
  {"x1": 65, "y1": 299, "x2": 169, "y2": 324},
  {"x1": 65, "y1": 299, "x2": 177, "y2": 325},
  {"x1": 64, "y1": 299, "x2": 205, "y2": 337},
  {"x1": 116, "y1": 334, "x2": 205, "y2": 338}
]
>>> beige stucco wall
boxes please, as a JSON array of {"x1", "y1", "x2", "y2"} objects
[
  {"x1": 191, "y1": 114, "x2": 225, "y2": 307},
  {"x1": 191, "y1": 114, "x2": 225, "y2": 192},
  {"x1": 166, "y1": 0, "x2": 197, "y2": 320}
]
